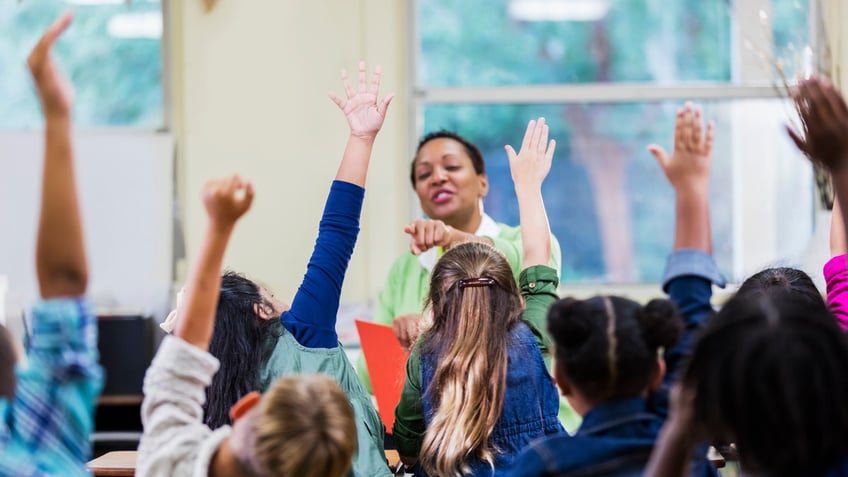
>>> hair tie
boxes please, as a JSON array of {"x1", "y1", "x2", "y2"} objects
[{"x1": 458, "y1": 277, "x2": 495, "y2": 289}]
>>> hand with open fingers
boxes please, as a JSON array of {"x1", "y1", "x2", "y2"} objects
[
  {"x1": 787, "y1": 77, "x2": 848, "y2": 173},
  {"x1": 329, "y1": 61, "x2": 394, "y2": 140},
  {"x1": 505, "y1": 117, "x2": 556, "y2": 190},
  {"x1": 392, "y1": 314, "x2": 421, "y2": 350},
  {"x1": 202, "y1": 175, "x2": 254, "y2": 226},
  {"x1": 648, "y1": 102, "x2": 714, "y2": 191},
  {"x1": 404, "y1": 219, "x2": 455, "y2": 255},
  {"x1": 28, "y1": 12, "x2": 75, "y2": 118}
]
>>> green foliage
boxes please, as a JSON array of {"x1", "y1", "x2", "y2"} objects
[{"x1": 0, "y1": 0, "x2": 162, "y2": 128}]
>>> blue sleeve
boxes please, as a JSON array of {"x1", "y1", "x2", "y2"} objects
[
  {"x1": 281, "y1": 180, "x2": 364, "y2": 348},
  {"x1": 506, "y1": 446, "x2": 548, "y2": 477},
  {"x1": 654, "y1": 249, "x2": 724, "y2": 417}
]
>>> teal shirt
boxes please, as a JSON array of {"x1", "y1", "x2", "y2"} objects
[
  {"x1": 357, "y1": 221, "x2": 563, "y2": 391},
  {"x1": 260, "y1": 331, "x2": 392, "y2": 477}
]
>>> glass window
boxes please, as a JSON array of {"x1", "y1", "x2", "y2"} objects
[
  {"x1": 0, "y1": 0, "x2": 163, "y2": 128},
  {"x1": 414, "y1": 0, "x2": 819, "y2": 284}
]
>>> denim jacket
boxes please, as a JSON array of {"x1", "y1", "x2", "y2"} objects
[
  {"x1": 394, "y1": 266, "x2": 565, "y2": 477},
  {"x1": 507, "y1": 249, "x2": 725, "y2": 477}
]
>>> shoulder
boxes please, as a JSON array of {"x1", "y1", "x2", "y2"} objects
[{"x1": 510, "y1": 433, "x2": 575, "y2": 476}]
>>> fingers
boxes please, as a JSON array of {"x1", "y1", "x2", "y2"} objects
[
  {"x1": 545, "y1": 139, "x2": 556, "y2": 162},
  {"x1": 691, "y1": 105, "x2": 703, "y2": 147},
  {"x1": 328, "y1": 92, "x2": 345, "y2": 111},
  {"x1": 703, "y1": 120, "x2": 715, "y2": 154},
  {"x1": 358, "y1": 61, "x2": 367, "y2": 94},
  {"x1": 378, "y1": 93, "x2": 395, "y2": 117},
  {"x1": 28, "y1": 12, "x2": 73, "y2": 74},
  {"x1": 340, "y1": 68, "x2": 355, "y2": 99},
  {"x1": 530, "y1": 117, "x2": 546, "y2": 150},
  {"x1": 786, "y1": 125, "x2": 808, "y2": 153},
  {"x1": 647, "y1": 145, "x2": 669, "y2": 169},
  {"x1": 521, "y1": 119, "x2": 536, "y2": 151},
  {"x1": 673, "y1": 107, "x2": 686, "y2": 151},
  {"x1": 369, "y1": 64, "x2": 382, "y2": 96},
  {"x1": 679, "y1": 103, "x2": 693, "y2": 151},
  {"x1": 504, "y1": 145, "x2": 517, "y2": 162}
]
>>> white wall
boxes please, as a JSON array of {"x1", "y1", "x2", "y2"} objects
[{"x1": 173, "y1": 0, "x2": 411, "y2": 306}]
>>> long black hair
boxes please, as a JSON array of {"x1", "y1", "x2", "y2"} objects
[
  {"x1": 547, "y1": 296, "x2": 682, "y2": 403},
  {"x1": 203, "y1": 271, "x2": 283, "y2": 428},
  {"x1": 682, "y1": 291, "x2": 848, "y2": 476},
  {"x1": 736, "y1": 267, "x2": 823, "y2": 306}
]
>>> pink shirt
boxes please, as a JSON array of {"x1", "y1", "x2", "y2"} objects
[{"x1": 824, "y1": 254, "x2": 848, "y2": 331}]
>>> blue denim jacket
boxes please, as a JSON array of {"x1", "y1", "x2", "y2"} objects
[
  {"x1": 507, "y1": 249, "x2": 724, "y2": 477},
  {"x1": 415, "y1": 322, "x2": 564, "y2": 477}
]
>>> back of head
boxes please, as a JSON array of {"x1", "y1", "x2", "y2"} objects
[
  {"x1": 737, "y1": 267, "x2": 823, "y2": 306},
  {"x1": 410, "y1": 130, "x2": 486, "y2": 187},
  {"x1": 252, "y1": 374, "x2": 356, "y2": 477},
  {"x1": 420, "y1": 242, "x2": 523, "y2": 477},
  {"x1": 547, "y1": 296, "x2": 683, "y2": 404},
  {"x1": 0, "y1": 324, "x2": 16, "y2": 400},
  {"x1": 205, "y1": 271, "x2": 283, "y2": 428},
  {"x1": 683, "y1": 291, "x2": 848, "y2": 476}
]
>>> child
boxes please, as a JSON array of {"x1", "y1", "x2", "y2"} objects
[
  {"x1": 508, "y1": 103, "x2": 721, "y2": 477},
  {"x1": 646, "y1": 77, "x2": 848, "y2": 477},
  {"x1": 0, "y1": 13, "x2": 104, "y2": 476},
  {"x1": 393, "y1": 118, "x2": 565, "y2": 476},
  {"x1": 159, "y1": 62, "x2": 395, "y2": 477},
  {"x1": 137, "y1": 175, "x2": 358, "y2": 477}
]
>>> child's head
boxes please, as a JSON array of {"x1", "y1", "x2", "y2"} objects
[
  {"x1": 547, "y1": 296, "x2": 683, "y2": 414},
  {"x1": 0, "y1": 324, "x2": 16, "y2": 400},
  {"x1": 682, "y1": 291, "x2": 848, "y2": 476},
  {"x1": 737, "y1": 267, "x2": 823, "y2": 306},
  {"x1": 419, "y1": 242, "x2": 523, "y2": 476},
  {"x1": 227, "y1": 374, "x2": 357, "y2": 477},
  {"x1": 204, "y1": 271, "x2": 285, "y2": 428}
]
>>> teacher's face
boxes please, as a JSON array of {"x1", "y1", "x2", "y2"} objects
[{"x1": 412, "y1": 137, "x2": 488, "y2": 228}]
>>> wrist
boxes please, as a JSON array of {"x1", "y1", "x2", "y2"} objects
[
  {"x1": 207, "y1": 220, "x2": 236, "y2": 236},
  {"x1": 348, "y1": 132, "x2": 377, "y2": 143}
]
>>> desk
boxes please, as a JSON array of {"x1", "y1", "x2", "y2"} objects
[{"x1": 88, "y1": 451, "x2": 137, "y2": 476}]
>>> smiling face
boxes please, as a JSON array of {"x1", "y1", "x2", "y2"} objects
[{"x1": 412, "y1": 137, "x2": 488, "y2": 232}]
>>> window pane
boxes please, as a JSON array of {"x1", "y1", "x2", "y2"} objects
[
  {"x1": 420, "y1": 100, "x2": 814, "y2": 284},
  {"x1": 771, "y1": 0, "x2": 811, "y2": 80},
  {"x1": 417, "y1": 0, "x2": 732, "y2": 86},
  {"x1": 0, "y1": 0, "x2": 163, "y2": 128}
]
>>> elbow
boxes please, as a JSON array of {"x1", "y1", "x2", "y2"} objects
[{"x1": 38, "y1": 266, "x2": 88, "y2": 298}]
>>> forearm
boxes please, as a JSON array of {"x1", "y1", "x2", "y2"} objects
[
  {"x1": 174, "y1": 222, "x2": 233, "y2": 350},
  {"x1": 335, "y1": 134, "x2": 375, "y2": 187},
  {"x1": 516, "y1": 186, "x2": 551, "y2": 267},
  {"x1": 673, "y1": 186, "x2": 711, "y2": 253},
  {"x1": 37, "y1": 116, "x2": 88, "y2": 298},
  {"x1": 644, "y1": 422, "x2": 697, "y2": 477}
]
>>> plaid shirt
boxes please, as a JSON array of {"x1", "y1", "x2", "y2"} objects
[{"x1": 0, "y1": 298, "x2": 102, "y2": 476}]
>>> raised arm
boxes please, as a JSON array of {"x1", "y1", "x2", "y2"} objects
[
  {"x1": 283, "y1": 63, "x2": 393, "y2": 348},
  {"x1": 28, "y1": 13, "x2": 86, "y2": 299},
  {"x1": 329, "y1": 61, "x2": 394, "y2": 187},
  {"x1": 644, "y1": 103, "x2": 718, "y2": 477},
  {"x1": 174, "y1": 177, "x2": 254, "y2": 350},
  {"x1": 787, "y1": 77, "x2": 848, "y2": 330},
  {"x1": 505, "y1": 117, "x2": 555, "y2": 268}
]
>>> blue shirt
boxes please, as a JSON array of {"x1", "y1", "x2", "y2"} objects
[
  {"x1": 0, "y1": 298, "x2": 103, "y2": 477},
  {"x1": 507, "y1": 249, "x2": 724, "y2": 477}
]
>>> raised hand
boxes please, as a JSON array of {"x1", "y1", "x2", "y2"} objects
[
  {"x1": 505, "y1": 117, "x2": 556, "y2": 190},
  {"x1": 648, "y1": 103, "x2": 714, "y2": 192},
  {"x1": 202, "y1": 175, "x2": 254, "y2": 227},
  {"x1": 329, "y1": 61, "x2": 394, "y2": 140},
  {"x1": 28, "y1": 12, "x2": 75, "y2": 118},
  {"x1": 404, "y1": 219, "x2": 455, "y2": 255},
  {"x1": 787, "y1": 77, "x2": 848, "y2": 173}
]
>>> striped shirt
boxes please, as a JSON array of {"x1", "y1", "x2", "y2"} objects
[{"x1": 0, "y1": 298, "x2": 102, "y2": 476}]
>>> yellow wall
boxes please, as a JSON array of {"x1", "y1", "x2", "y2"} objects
[{"x1": 171, "y1": 0, "x2": 410, "y2": 304}]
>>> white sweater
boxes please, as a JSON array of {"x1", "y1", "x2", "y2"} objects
[{"x1": 137, "y1": 336, "x2": 231, "y2": 477}]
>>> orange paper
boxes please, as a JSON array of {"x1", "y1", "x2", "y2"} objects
[{"x1": 355, "y1": 320, "x2": 409, "y2": 431}]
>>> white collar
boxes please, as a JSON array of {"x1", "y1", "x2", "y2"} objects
[{"x1": 417, "y1": 213, "x2": 500, "y2": 272}]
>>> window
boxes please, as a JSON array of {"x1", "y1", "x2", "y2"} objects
[
  {"x1": 0, "y1": 0, "x2": 164, "y2": 128},
  {"x1": 413, "y1": 0, "x2": 818, "y2": 284}
]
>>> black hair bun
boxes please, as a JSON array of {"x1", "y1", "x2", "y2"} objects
[{"x1": 637, "y1": 298, "x2": 683, "y2": 350}]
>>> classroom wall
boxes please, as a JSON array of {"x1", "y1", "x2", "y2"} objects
[{"x1": 172, "y1": 0, "x2": 410, "y2": 307}]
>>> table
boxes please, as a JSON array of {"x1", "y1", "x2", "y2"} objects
[{"x1": 87, "y1": 451, "x2": 137, "y2": 476}]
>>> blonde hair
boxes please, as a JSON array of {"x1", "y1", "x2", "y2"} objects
[
  {"x1": 419, "y1": 242, "x2": 524, "y2": 477},
  {"x1": 253, "y1": 374, "x2": 357, "y2": 477}
]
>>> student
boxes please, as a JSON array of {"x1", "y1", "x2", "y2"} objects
[
  {"x1": 357, "y1": 130, "x2": 564, "y2": 387},
  {"x1": 645, "y1": 77, "x2": 848, "y2": 477},
  {"x1": 160, "y1": 62, "x2": 395, "y2": 477},
  {"x1": 508, "y1": 103, "x2": 721, "y2": 477},
  {"x1": 0, "y1": 13, "x2": 104, "y2": 476},
  {"x1": 137, "y1": 174, "x2": 358, "y2": 477},
  {"x1": 393, "y1": 118, "x2": 565, "y2": 477}
]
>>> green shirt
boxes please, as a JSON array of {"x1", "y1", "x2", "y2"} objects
[
  {"x1": 392, "y1": 265, "x2": 560, "y2": 457},
  {"x1": 260, "y1": 331, "x2": 393, "y2": 477}
]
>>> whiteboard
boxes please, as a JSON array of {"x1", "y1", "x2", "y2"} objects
[{"x1": 0, "y1": 130, "x2": 175, "y2": 324}]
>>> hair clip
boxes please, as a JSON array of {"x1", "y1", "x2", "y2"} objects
[{"x1": 458, "y1": 277, "x2": 496, "y2": 289}]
